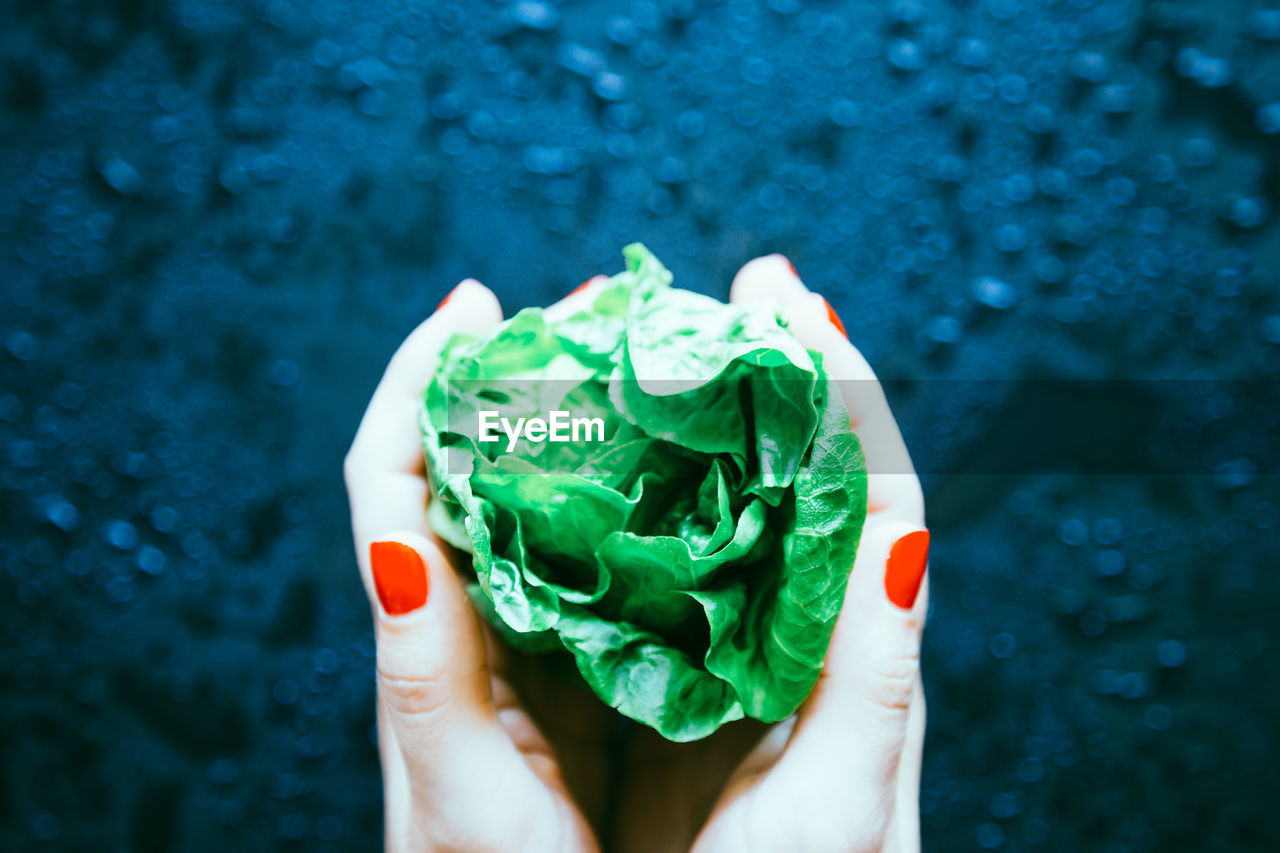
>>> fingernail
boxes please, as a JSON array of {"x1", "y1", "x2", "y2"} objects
[
  {"x1": 370, "y1": 541, "x2": 429, "y2": 616},
  {"x1": 435, "y1": 284, "x2": 460, "y2": 312},
  {"x1": 821, "y1": 297, "x2": 849, "y2": 339},
  {"x1": 781, "y1": 255, "x2": 799, "y2": 278},
  {"x1": 885, "y1": 530, "x2": 929, "y2": 610},
  {"x1": 569, "y1": 278, "x2": 594, "y2": 296}
]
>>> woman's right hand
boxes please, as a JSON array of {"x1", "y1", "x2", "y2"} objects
[{"x1": 344, "y1": 280, "x2": 608, "y2": 852}]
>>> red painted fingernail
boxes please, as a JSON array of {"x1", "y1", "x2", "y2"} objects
[
  {"x1": 370, "y1": 541, "x2": 429, "y2": 616},
  {"x1": 782, "y1": 256, "x2": 799, "y2": 277},
  {"x1": 570, "y1": 276, "x2": 600, "y2": 296},
  {"x1": 435, "y1": 284, "x2": 460, "y2": 312},
  {"x1": 822, "y1": 297, "x2": 849, "y2": 339},
  {"x1": 885, "y1": 530, "x2": 929, "y2": 610}
]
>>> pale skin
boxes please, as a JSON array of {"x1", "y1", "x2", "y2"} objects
[{"x1": 344, "y1": 256, "x2": 928, "y2": 852}]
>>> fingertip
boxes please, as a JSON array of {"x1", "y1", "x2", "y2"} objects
[
  {"x1": 367, "y1": 530, "x2": 462, "y2": 613},
  {"x1": 435, "y1": 277, "x2": 484, "y2": 310},
  {"x1": 570, "y1": 274, "x2": 609, "y2": 296},
  {"x1": 544, "y1": 274, "x2": 610, "y2": 322},
  {"x1": 821, "y1": 296, "x2": 849, "y2": 339},
  {"x1": 434, "y1": 285, "x2": 457, "y2": 312},
  {"x1": 437, "y1": 279, "x2": 503, "y2": 332},
  {"x1": 729, "y1": 254, "x2": 808, "y2": 305}
]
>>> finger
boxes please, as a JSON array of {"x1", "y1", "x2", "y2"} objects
[
  {"x1": 889, "y1": 679, "x2": 926, "y2": 853},
  {"x1": 345, "y1": 279, "x2": 503, "y2": 600},
  {"x1": 369, "y1": 531, "x2": 541, "y2": 813},
  {"x1": 781, "y1": 518, "x2": 929, "y2": 799},
  {"x1": 543, "y1": 274, "x2": 610, "y2": 322},
  {"x1": 729, "y1": 255, "x2": 922, "y2": 524}
]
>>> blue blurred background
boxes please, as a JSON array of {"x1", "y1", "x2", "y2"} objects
[{"x1": 2, "y1": 0, "x2": 1279, "y2": 850}]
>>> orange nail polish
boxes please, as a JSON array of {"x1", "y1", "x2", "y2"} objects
[
  {"x1": 370, "y1": 541, "x2": 429, "y2": 616},
  {"x1": 822, "y1": 297, "x2": 849, "y2": 339},
  {"x1": 783, "y1": 256, "x2": 799, "y2": 277},
  {"x1": 570, "y1": 275, "x2": 601, "y2": 296},
  {"x1": 435, "y1": 285, "x2": 460, "y2": 312},
  {"x1": 885, "y1": 530, "x2": 929, "y2": 609}
]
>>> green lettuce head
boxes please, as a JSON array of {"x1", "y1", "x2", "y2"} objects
[{"x1": 420, "y1": 244, "x2": 867, "y2": 741}]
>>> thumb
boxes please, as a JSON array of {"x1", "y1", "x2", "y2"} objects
[
  {"x1": 366, "y1": 531, "x2": 519, "y2": 811},
  {"x1": 701, "y1": 520, "x2": 929, "y2": 852},
  {"x1": 785, "y1": 518, "x2": 929, "y2": 793}
]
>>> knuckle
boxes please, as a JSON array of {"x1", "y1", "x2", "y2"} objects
[
  {"x1": 864, "y1": 650, "x2": 920, "y2": 713},
  {"x1": 376, "y1": 668, "x2": 451, "y2": 719}
]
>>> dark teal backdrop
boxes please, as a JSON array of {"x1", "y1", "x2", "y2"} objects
[{"x1": 2, "y1": 1, "x2": 1278, "y2": 850}]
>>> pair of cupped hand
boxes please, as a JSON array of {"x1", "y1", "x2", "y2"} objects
[{"x1": 344, "y1": 256, "x2": 929, "y2": 852}]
